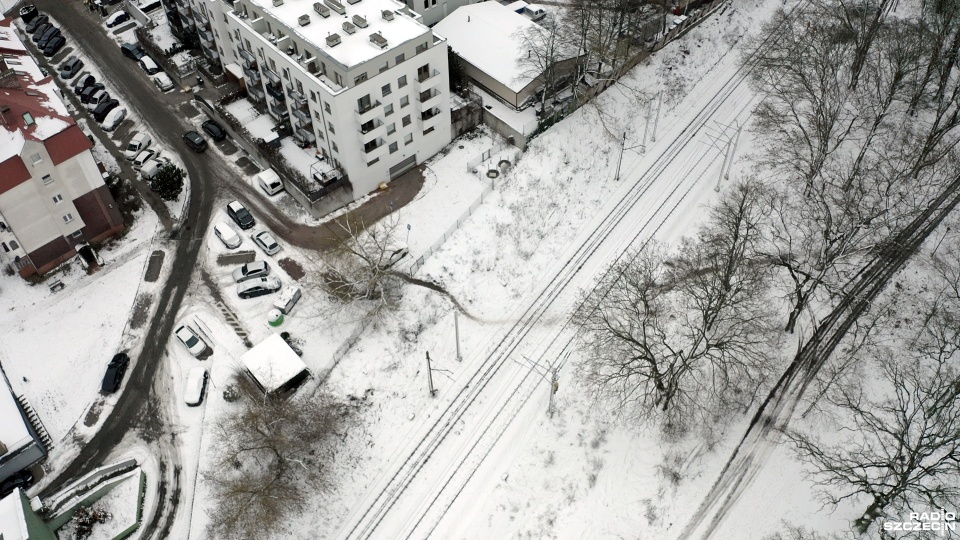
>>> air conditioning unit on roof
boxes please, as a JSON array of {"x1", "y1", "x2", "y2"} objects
[
  {"x1": 382, "y1": 10, "x2": 394, "y2": 21},
  {"x1": 324, "y1": 0, "x2": 345, "y2": 15},
  {"x1": 342, "y1": 21, "x2": 356, "y2": 34},
  {"x1": 299, "y1": 14, "x2": 310, "y2": 26},
  {"x1": 313, "y1": 2, "x2": 330, "y2": 17},
  {"x1": 353, "y1": 14, "x2": 368, "y2": 28},
  {"x1": 326, "y1": 32, "x2": 341, "y2": 47}
]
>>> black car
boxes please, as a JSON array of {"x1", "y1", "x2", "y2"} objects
[
  {"x1": 106, "y1": 10, "x2": 130, "y2": 28},
  {"x1": 31, "y1": 22, "x2": 51, "y2": 42},
  {"x1": 0, "y1": 471, "x2": 35, "y2": 498},
  {"x1": 183, "y1": 130, "x2": 208, "y2": 152},
  {"x1": 100, "y1": 353, "x2": 130, "y2": 394},
  {"x1": 19, "y1": 5, "x2": 39, "y2": 24},
  {"x1": 93, "y1": 99, "x2": 119, "y2": 122},
  {"x1": 226, "y1": 200, "x2": 255, "y2": 229},
  {"x1": 36, "y1": 26, "x2": 59, "y2": 48},
  {"x1": 201, "y1": 119, "x2": 227, "y2": 142},
  {"x1": 43, "y1": 36, "x2": 66, "y2": 57},
  {"x1": 80, "y1": 83, "x2": 104, "y2": 103},
  {"x1": 25, "y1": 13, "x2": 47, "y2": 33},
  {"x1": 120, "y1": 42, "x2": 144, "y2": 61},
  {"x1": 74, "y1": 73, "x2": 95, "y2": 94}
]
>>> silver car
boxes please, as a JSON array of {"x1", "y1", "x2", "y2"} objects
[
  {"x1": 175, "y1": 325, "x2": 207, "y2": 357},
  {"x1": 233, "y1": 260, "x2": 271, "y2": 283},
  {"x1": 253, "y1": 230, "x2": 281, "y2": 256}
]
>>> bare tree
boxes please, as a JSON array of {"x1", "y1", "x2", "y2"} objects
[
  {"x1": 205, "y1": 379, "x2": 353, "y2": 540},
  {"x1": 576, "y1": 180, "x2": 776, "y2": 430},
  {"x1": 516, "y1": 14, "x2": 568, "y2": 111}
]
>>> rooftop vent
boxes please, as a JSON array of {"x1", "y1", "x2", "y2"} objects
[
  {"x1": 313, "y1": 2, "x2": 330, "y2": 17},
  {"x1": 342, "y1": 21, "x2": 356, "y2": 34},
  {"x1": 326, "y1": 32, "x2": 341, "y2": 47},
  {"x1": 353, "y1": 14, "x2": 368, "y2": 28},
  {"x1": 346, "y1": 0, "x2": 361, "y2": 4},
  {"x1": 370, "y1": 32, "x2": 387, "y2": 49},
  {"x1": 381, "y1": 10, "x2": 394, "y2": 21},
  {"x1": 272, "y1": 0, "x2": 283, "y2": 6},
  {"x1": 324, "y1": 0, "x2": 345, "y2": 15},
  {"x1": 298, "y1": 14, "x2": 310, "y2": 26}
]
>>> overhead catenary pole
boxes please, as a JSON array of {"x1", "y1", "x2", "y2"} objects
[
  {"x1": 426, "y1": 351, "x2": 436, "y2": 397},
  {"x1": 548, "y1": 366, "x2": 559, "y2": 418},
  {"x1": 641, "y1": 98, "x2": 652, "y2": 152},
  {"x1": 454, "y1": 311, "x2": 462, "y2": 362},
  {"x1": 651, "y1": 91, "x2": 662, "y2": 142},
  {"x1": 614, "y1": 131, "x2": 626, "y2": 181}
]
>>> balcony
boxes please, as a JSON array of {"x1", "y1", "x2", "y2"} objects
[
  {"x1": 249, "y1": 87, "x2": 266, "y2": 102},
  {"x1": 359, "y1": 119, "x2": 385, "y2": 142},
  {"x1": 294, "y1": 128, "x2": 315, "y2": 148},
  {"x1": 418, "y1": 88, "x2": 442, "y2": 110},
  {"x1": 292, "y1": 108, "x2": 312, "y2": 126},
  {"x1": 355, "y1": 100, "x2": 381, "y2": 123},
  {"x1": 363, "y1": 138, "x2": 388, "y2": 160},
  {"x1": 269, "y1": 101, "x2": 289, "y2": 120},
  {"x1": 199, "y1": 28, "x2": 214, "y2": 44},
  {"x1": 421, "y1": 107, "x2": 443, "y2": 130},
  {"x1": 177, "y1": 3, "x2": 191, "y2": 16},
  {"x1": 201, "y1": 44, "x2": 219, "y2": 60},
  {"x1": 243, "y1": 67, "x2": 261, "y2": 84},
  {"x1": 286, "y1": 85, "x2": 307, "y2": 108},
  {"x1": 194, "y1": 10, "x2": 209, "y2": 27},
  {"x1": 265, "y1": 82, "x2": 285, "y2": 101},
  {"x1": 262, "y1": 67, "x2": 281, "y2": 85},
  {"x1": 238, "y1": 48, "x2": 256, "y2": 66},
  {"x1": 415, "y1": 69, "x2": 442, "y2": 93}
]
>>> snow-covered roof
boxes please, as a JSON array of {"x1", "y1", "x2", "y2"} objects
[
  {"x1": 245, "y1": 0, "x2": 429, "y2": 69},
  {"x1": 435, "y1": 2, "x2": 539, "y2": 92},
  {"x1": 0, "y1": 369, "x2": 31, "y2": 459},
  {"x1": 0, "y1": 489, "x2": 28, "y2": 540},
  {"x1": 241, "y1": 333, "x2": 308, "y2": 393}
]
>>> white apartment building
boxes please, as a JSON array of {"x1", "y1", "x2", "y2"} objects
[{"x1": 181, "y1": 0, "x2": 452, "y2": 210}]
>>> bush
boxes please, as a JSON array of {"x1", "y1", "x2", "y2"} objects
[
  {"x1": 149, "y1": 164, "x2": 185, "y2": 201},
  {"x1": 223, "y1": 384, "x2": 241, "y2": 403}
]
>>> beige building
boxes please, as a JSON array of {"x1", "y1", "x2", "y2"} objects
[{"x1": 0, "y1": 18, "x2": 123, "y2": 277}]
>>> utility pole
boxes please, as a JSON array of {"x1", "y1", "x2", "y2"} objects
[
  {"x1": 614, "y1": 131, "x2": 626, "y2": 181},
  {"x1": 454, "y1": 311, "x2": 462, "y2": 362},
  {"x1": 716, "y1": 123, "x2": 743, "y2": 192},
  {"x1": 651, "y1": 91, "x2": 662, "y2": 143},
  {"x1": 426, "y1": 351, "x2": 436, "y2": 397},
  {"x1": 548, "y1": 366, "x2": 559, "y2": 418},
  {"x1": 641, "y1": 99, "x2": 652, "y2": 153}
]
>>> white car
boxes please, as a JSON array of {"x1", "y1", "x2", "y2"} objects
[
  {"x1": 233, "y1": 260, "x2": 270, "y2": 283},
  {"x1": 124, "y1": 132, "x2": 152, "y2": 160},
  {"x1": 252, "y1": 230, "x2": 281, "y2": 256},
  {"x1": 133, "y1": 149, "x2": 156, "y2": 171},
  {"x1": 100, "y1": 107, "x2": 126, "y2": 131},
  {"x1": 175, "y1": 325, "x2": 207, "y2": 357},
  {"x1": 153, "y1": 72, "x2": 174, "y2": 92},
  {"x1": 184, "y1": 367, "x2": 208, "y2": 406},
  {"x1": 214, "y1": 221, "x2": 242, "y2": 249}
]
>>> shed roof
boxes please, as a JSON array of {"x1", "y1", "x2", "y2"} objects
[{"x1": 241, "y1": 334, "x2": 308, "y2": 393}]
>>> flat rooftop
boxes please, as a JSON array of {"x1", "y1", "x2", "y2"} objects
[{"x1": 246, "y1": 0, "x2": 430, "y2": 69}]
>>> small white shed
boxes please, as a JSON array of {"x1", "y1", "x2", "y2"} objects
[{"x1": 241, "y1": 334, "x2": 308, "y2": 394}]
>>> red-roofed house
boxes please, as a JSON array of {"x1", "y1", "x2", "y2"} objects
[{"x1": 0, "y1": 18, "x2": 123, "y2": 278}]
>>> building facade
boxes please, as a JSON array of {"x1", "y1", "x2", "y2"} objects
[
  {"x1": 0, "y1": 19, "x2": 123, "y2": 278},
  {"x1": 399, "y1": 0, "x2": 480, "y2": 27},
  {"x1": 173, "y1": 0, "x2": 452, "y2": 206}
]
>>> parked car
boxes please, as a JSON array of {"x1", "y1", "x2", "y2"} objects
[
  {"x1": 138, "y1": 56, "x2": 160, "y2": 75},
  {"x1": 0, "y1": 471, "x2": 35, "y2": 498},
  {"x1": 201, "y1": 119, "x2": 226, "y2": 142},
  {"x1": 184, "y1": 367, "x2": 208, "y2": 406},
  {"x1": 73, "y1": 73, "x2": 95, "y2": 94},
  {"x1": 92, "y1": 99, "x2": 120, "y2": 122},
  {"x1": 226, "y1": 200, "x2": 254, "y2": 229},
  {"x1": 101, "y1": 107, "x2": 126, "y2": 131},
  {"x1": 19, "y1": 4, "x2": 39, "y2": 24},
  {"x1": 153, "y1": 72, "x2": 174, "y2": 92},
  {"x1": 25, "y1": 13, "x2": 48, "y2": 34},
  {"x1": 59, "y1": 56, "x2": 83, "y2": 79},
  {"x1": 80, "y1": 83, "x2": 104, "y2": 104},
  {"x1": 105, "y1": 10, "x2": 130, "y2": 27},
  {"x1": 237, "y1": 276, "x2": 282, "y2": 299},
  {"x1": 36, "y1": 26, "x2": 59, "y2": 48},
  {"x1": 100, "y1": 352, "x2": 130, "y2": 394},
  {"x1": 132, "y1": 149, "x2": 156, "y2": 171},
  {"x1": 214, "y1": 221, "x2": 242, "y2": 249},
  {"x1": 174, "y1": 325, "x2": 207, "y2": 357},
  {"x1": 256, "y1": 169, "x2": 284, "y2": 196},
  {"x1": 120, "y1": 42, "x2": 144, "y2": 61},
  {"x1": 182, "y1": 130, "x2": 207, "y2": 152},
  {"x1": 43, "y1": 35, "x2": 66, "y2": 57},
  {"x1": 252, "y1": 230, "x2": 281, "y2": 256},
  {"x1": 123, "y1": 132, "x2": 152, "y2": 160},
  {"x1": 139, "y1": 157, "x2": 170, "y2": 180},
  {"x1": 30, "y1": 22, "x2": 51, "y2": 42},
  {"x1": 232, "y1": 260, "x2": 270, "y2": 283},
  {"x1": 85, "y1": 89, "x2": 109, "y2": 110}
]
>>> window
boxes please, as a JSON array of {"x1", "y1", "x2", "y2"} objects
[
  {"x1": 423, "y1": 0, "x2": 427, "y2": 8},
  {"x1": 334, "y1": 73, "x2": 343, "y2": 86},
  {"x1": 328, "y1": 122, "x2": 335, "y2": 134},
  {"x1": 387, "y1": 122, "x2": 396, "y2": 135},
  {"x1": 379, "y1": 62, "x2": 389, "y2": 74},
  {"x1": 389, "y1": 142, "x2": 398, "y2": 154},
  {"x1": 52, "y1": 194, "x2": 63, "y2": 204},
  {"x1": 331, "y1": 142, "x2": 338, "y2": 153},
  {"x1": 72, "y1": 230, "x2": 83, "y2": 238},
  {"x1": 296, "y1": 80, "x2": 303, "y2": 93},
  {"x1": 368, "y1": 158, "x2": 379, "y2": 166},
  {"x1": 31, "y1": 154, "x2": 43, "y2": 166},
  {"x1": 354, "y1": 72, "x2": 368, "y2": 85},
  {"x1": 22, "y1": 112, "x2": 34, "y2": 126},
  {"x1": 63, "y1": 213, "x2": 74, "y2": 224},
  {"x1": 424, "y1": 126, "x2": 435, "y2": 135},
  {"x1": 316, "y1": 130, "x2": 324, "y2": 140},
  {"x1": 384, "y1": 103, "x2": 394, "y2": 116},
  {"x1": 381, "y1": 83, "x2": 391, "y2": 97},
  {"x1": 398, "y1": 75, "x2": 407, "y2": 88},
  {"x1": 282, "y1": 68, "x2": 290, "y2": 80},
  {"x1": 402, "y1": 114, "x2": 411, "y2": 127},
  {"x1": 314, "y1": 111, "x2": 322, "y2": 120},
  {"x1": 357, "y1": 94, "x2": 372, "y2": 112},
  {"x1": 41, "y1": 174, "x2": 53, "y2": 185},
  {"x1": 310, "y1": 90, "x2": 316, "y2": 102},
  {"x1": 395, "y1": 53, "x2": 405, "y2": 64},
  {"x1": 324, "y1": 102, "x2": 331, "y2": 114},
  {"x1": 400, "y1": 96, "x2": 409, "y2": 108},
  {"x1": 416, "y1": 42, "x2": 427, "y2": 54},
  {"x1": 9, "y1": 240, "x2": 18, "y2": 250},
  {"x1": 417, "y1": 64, "x2": 430, "y2": 81},
  {"x1": 269, "y1": 58, "x2": 276, "y2": 71},
  {"x1": 404, "y1": 133, "x2": 413, "y2": 145}
]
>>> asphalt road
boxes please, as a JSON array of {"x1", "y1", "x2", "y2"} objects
[{"x1": 30, "y1": 2, "x2": 220, "y2": 537}]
